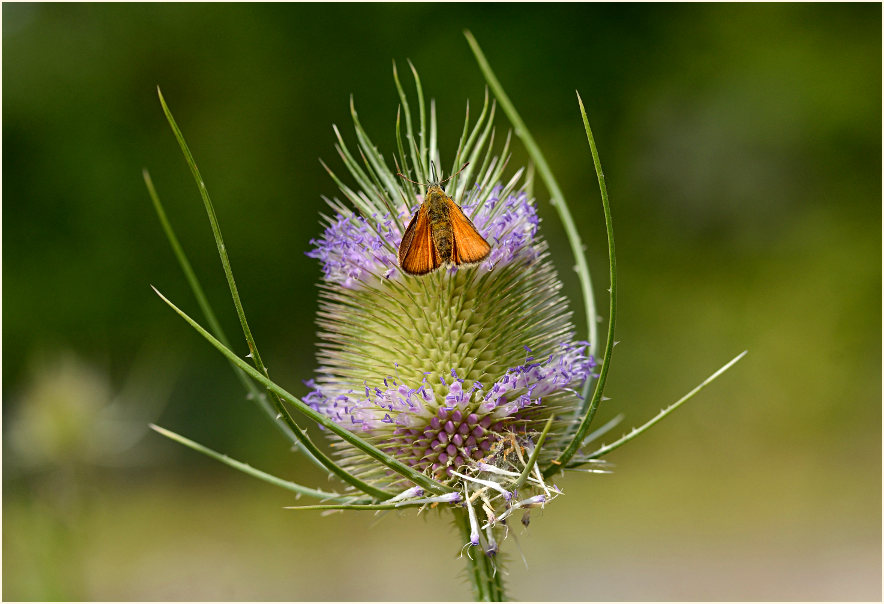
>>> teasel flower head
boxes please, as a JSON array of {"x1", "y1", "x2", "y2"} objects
[
  {"x1": 149, "y1": 36, "x2": 745, "y2": 601},
  {"x1": 302, "y1": 67, "x2": 600, "y2": 558}
]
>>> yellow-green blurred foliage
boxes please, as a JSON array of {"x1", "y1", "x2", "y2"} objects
[{"x1": 4, "y1": 3, "x2": 880, "y2": 600}]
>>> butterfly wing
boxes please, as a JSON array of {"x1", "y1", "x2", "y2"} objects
[
  {"x1": 398, "y1": 204, "x2": 442, "y2": 275},
  {"x1": 447, "y1": 199, "x2": 492, "y2": 265}
]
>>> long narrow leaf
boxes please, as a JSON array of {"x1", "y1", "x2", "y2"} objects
[
  {"x1": 143, "y1": 169, "x2": 320, "y2": 465},
  {"x1": 544, "y1": 93, "x2": 617, "y2": 474},
  {"x1": 284, "y1": 502, "x2": 427, "y2": 512},
  {"x1": 573, "y1": 351, "x2": 748, "y2": 464},
  {"x1": 350, "y1": 97, "x2": 402, "y2": 205},
  {"x1": 331, "y1": 123, "x2": 385, "y2": 212},
  {"x1": 151, "y1": 285, "x2": 453, "y2": 496},
  {"x1": 465, "y1": 31, "x2": 599, "y2": 374},
  {"x1": 393, "y1": 61, "x2": 423, "y2": 183},
  {"x1": 157, "y1": 89, "x2": 395, "y2": 499},
  {"x1": 156, "y1": 88, "x2": 265, "y2": 371},
  {"x1": 150, "y1": 424, "x2": 351, "y2": 501},
  {"x1": 407, "y1": 60, "x2": 428, "y2": 171}
]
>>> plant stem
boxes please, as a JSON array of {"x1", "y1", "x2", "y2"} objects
[{"x1": 454, "y1": 509, "x2": 506, "y2": 601}]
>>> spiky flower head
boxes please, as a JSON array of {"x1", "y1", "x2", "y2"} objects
[
  {"x1": 149, "y1": 41, "x2": 744, "y2": 602},
  {"x1": 147, "y1": 66, "x2": 605, "y2": 585},
  {"x1": 304, "y1": 70, "x2": 596, "y2": 556}
]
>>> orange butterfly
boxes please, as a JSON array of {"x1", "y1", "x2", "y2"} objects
[{"x1": 397, "y1": 163, "x2": 491, "y2": 276}]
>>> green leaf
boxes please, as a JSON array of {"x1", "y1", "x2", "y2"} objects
[
  {"x1": 544, "y1": 93, "x2": 618, "y2": 474},
  {"x1": 150, "y1": 284, "x2": 454, "y2": 497},
  {"x1": 284, "y1": 502, "x2": 427, "y2": 512},
  {"x1": 393, "y1": 61, "x2": 423, "y2": 184},
  {"x1": 573, "y1": 351, "x2": 748, "y2": 464},
  {"x1": 465, "y1": 31, "x2": 600, "y2": 374},
  {"x1": 150, "y1": 424, "x2": 352, "y2": 501},
  {"x1": 407, "y1": 59, "x2": 428, "y2": 173},
  {"x1": 156, "y1": 88, "x2": 265, "y2": 372},
  {"x1": 156, "y1": 88, "x2": 395, "y2": 500},
  {"x1": 142, "y1": 168, "x2": 321, "y2": 465}
]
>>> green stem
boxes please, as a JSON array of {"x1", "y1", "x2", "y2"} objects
[{"x1": 454, "y1": 509, "x2": 506, "y2": 601}]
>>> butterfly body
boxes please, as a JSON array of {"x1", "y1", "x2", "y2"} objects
[
  {"x1": 425, "y1": 185, "x2": 455, "y2": 261},
  {"x1": 398, "y1": 183, "x2": 491, "y2": 276}
]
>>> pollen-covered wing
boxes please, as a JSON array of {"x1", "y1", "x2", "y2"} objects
[
  {"x1": 447, "y1": 199, "x2": 492, "y2": 265},
  {"x1": 398, "y1": 204, "x2": 442, "y2": 275}
]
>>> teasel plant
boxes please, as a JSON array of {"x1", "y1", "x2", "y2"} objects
[{"x1": 144, "y1": 32, "x2": 746, "y2": 602}]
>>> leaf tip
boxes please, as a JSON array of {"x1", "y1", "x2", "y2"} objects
[
  {"x1": 576, "y1": 91, "x2": 587, "y2": 115},
  {"x1": 149, "y1": 284, "x2": 167, "y2": 302}
]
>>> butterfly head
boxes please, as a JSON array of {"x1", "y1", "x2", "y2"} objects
[{"x1": 397, "y1": 161, "x2": 468, "y2": 193}]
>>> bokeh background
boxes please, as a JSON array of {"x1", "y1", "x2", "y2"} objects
[{"x1": 3, "y1": 3, "x2": 880, "y2": 600}]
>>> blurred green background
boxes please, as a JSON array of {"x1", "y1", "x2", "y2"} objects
[{"x1": 3, "y1": 3, "x2": 880, "y2": 600}]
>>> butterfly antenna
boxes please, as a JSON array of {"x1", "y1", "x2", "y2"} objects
[
  {"x1": 439, "y1": 161, "x2": 470, "y2": 185},
  {"x1": 397, "y1": 172, "x2": 426, "y2": 186}
]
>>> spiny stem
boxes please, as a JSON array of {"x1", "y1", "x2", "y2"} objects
[{"x1": 285, "y1": 503, "x2": 426, "y2": 512}]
